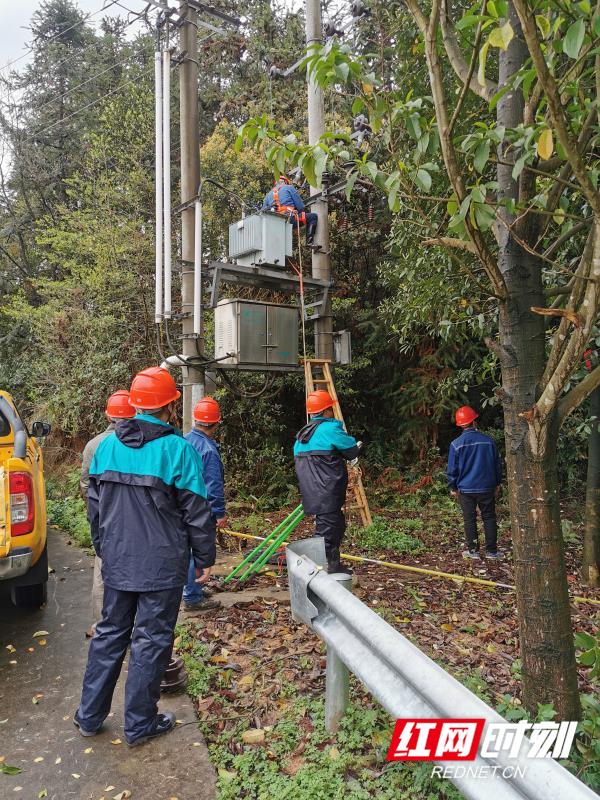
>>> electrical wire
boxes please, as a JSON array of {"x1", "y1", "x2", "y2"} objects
[
  {"x1": 0, "y1": 0, "x2": 121, "y2": 74},
  {"x1": 22, "y1": 63, "x2": 154, "y2": 143},
  {"x1": 220, "y1": 528, "x2": 600, "y2": 608}
]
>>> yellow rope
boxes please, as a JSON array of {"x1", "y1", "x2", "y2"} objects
[{"x1": 222, "y1": 528, "x2": 600, "y2": 608}]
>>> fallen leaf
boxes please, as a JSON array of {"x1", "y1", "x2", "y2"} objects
[
  {"x1": 34, "y1": 756, "x2": 44, "y2": 762},
  {"x1": 105, "y1": 787, "x2": 116, "y2": 792},
  {"x1": 1, "y1": 764, "x2": 22, "y2": 775},
  {"x1": 55, "y1": 757, "x2": 61, "y2": 765},
  {"x1": 37, "y1": 640, "x2": 47, "y2": 647},
  {"x1": 32, "y1": 697, "x2": 39, "y2": 705},
  {"x1": 9, "y1": 660, "x2": 17, "y2": 665},
  {"x1": 217, "y1": 768, "x2": 237, "y2": 783},
  {"x1": 0, "y1": 720, "x2": 8, "y2": 725},
  {"x1": 110, "y1": 738, "x2": 122, "y2": 745},
  {"x1": 13, "y1": 787, "x2": 22, "y2": 792},
  {"x1": 62, "y1": 716, "x2": 69, "y2": 721},
  {"x1": 27, "y1": 648, "x2": 35, "y2": 653},
  {"x1": 33, "y1": 631, "x2": 49, "y2": 638},
  {"x1": 6, "y1": 645, "x2": 16, "y2": 653},
  {"x1": 35, "y1": 693, "x2": 43, "y2": 699},
  {"x1": 39, "y1": 791, "x2": 48, "y2": 799},
  {"x1": 113, "y1": 791, "x2": 132, "y2": 800},
  {"x1": 84, "y1": 747, "x2": 93, "y2": 754},
  {"x1": 72, "y1": 773, "x2": 80, "y2": 779},
  {"x1": 241, "y1": 728, "x2": 265, "y2": 745},
  {"x1": 192, "y1": 742, "x2": 202, "y2": 747}
]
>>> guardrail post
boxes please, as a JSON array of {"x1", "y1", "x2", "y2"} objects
[{"x1": 325, "y1": 572, "x2": 352, "y2": 732}]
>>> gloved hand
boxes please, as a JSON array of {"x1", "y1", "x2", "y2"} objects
[{"x1": 349, "y1": 441, "x2": 363, "y2": 467}]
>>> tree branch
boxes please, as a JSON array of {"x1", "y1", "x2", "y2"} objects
[
  {"x1": 422, "y1": 236, "x2": 478, "y2": 254},
  {"x1": 537, "y1": 224, "x2": 600, "y2": 421},
  {"x1": 405, "y1": 0, "x2": 506, "y2": 299},
  {"x1": 512, "y1": 0, "x2": 600, "y2": 218},
  {"x1": 558, "y1": 364, "x2": 600, "y2": 425},
  {"x1": 440, "y1": 0, "x2": 497, "y2": 102},
  {"x1": 449, "y1": 20, "x2": 484, "y2": 136}
]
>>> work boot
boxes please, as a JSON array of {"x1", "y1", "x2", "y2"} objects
[
  {"x1": 183, "y1": 597, "x2": 221, "y2": 613},
  {"x1": 127, "y1": 711, "x2": 176, "y2": 747},
  {"x1": 326, "y1": 548, "x2": 352, "y2": 575},
  {"x1": 306, "y1": 221, "x2": 317, "y2": 246}
]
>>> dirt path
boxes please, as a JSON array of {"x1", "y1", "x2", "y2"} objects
[{"x1": 0, "y1": 528, "x2": 216, "y2": 800}]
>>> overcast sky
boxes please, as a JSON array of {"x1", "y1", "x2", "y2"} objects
[{"x1": 0, "y1": 0, "x2": 146, "y2": 71}]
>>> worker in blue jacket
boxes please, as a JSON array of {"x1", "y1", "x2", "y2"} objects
[
  {"x1": 262, "y1": 174, "x2": 319, "y2": 246},
  {"x1": 74, "y1": 367, "x2": 215, "y2": 747},
  {"x1": 294, "y1": 390, "x2": 361, "y2": 574},
  {"x1": 182, "y1": 396, "x2": 227, "y2": 613},
  {"x1": 447, "y1": 405, "x2": 503, "y2": 560}
]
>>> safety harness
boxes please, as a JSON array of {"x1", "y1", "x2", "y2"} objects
[{"x1": 273, "y1": 184, "x2": 306, "y2": 225}]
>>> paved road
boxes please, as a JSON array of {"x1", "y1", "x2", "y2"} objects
[{"x1": 0, "y1": 529, "x2": 216, "y2": 800}]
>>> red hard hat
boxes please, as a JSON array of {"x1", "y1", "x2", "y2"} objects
[
  {"x1": 306, "y1": 390, "x2": 335, "y2": 415},
  {"x1": 105, "y1": 390, "x2": 135, "y2": 419},
  {"x1": 129, "y1": 367, "x2": 181, "y2": 410},
  {"x1": 193, "y1": 397, "x2": 221, "y2": 424},
  {"x1": 455, "y1": 406, "x2": 479, "y2": 427},
  {"x1": 275, "y1": 174, "x2": 291, "y2": 185}
]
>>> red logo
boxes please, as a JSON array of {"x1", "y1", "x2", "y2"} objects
[{"x1": 387, "y1": 719, "x2": 485, "y2": 761}]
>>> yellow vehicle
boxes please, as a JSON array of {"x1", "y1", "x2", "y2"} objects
[{"x1": 0, "y1": 391, "x2": 51, "y2": 607}]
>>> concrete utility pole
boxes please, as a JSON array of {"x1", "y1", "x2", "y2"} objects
[
  {"x1": 305, "y1": 0, "x2": 333, "y2": 361},
  {"x1": 179, "y1": 0, "x2": 204, "y2": 429}
]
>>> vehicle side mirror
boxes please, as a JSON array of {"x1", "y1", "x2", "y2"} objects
[{"x1": 31, "y1": 421, "x2": 51, "y2": 439}]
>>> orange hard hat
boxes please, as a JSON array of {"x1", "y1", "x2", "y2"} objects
[
  {"x1": 306, "y1": 390, "x2": 335, "y2": 415},
  {"x1": 193, "y1": 396, "x2": 221, "y2": 425},
  {"x1": 455, "y1": 406, "x2": 479, "y2": 427},
  {"x1": 275, "y1": 174, "x2": 292, "y2": 185},
  {"x1": 105, "y1": 390, "x2": 135, "y2": 419},
  {"x1": 129, "y1": 367, "x2": 181, "y2": 410}
]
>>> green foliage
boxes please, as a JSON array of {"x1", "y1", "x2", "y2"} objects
[
  {"x1": 46, "y1": 469, "x2": 91, "y2": 548},
  {"x1": 348, "y1": 515, "x2": 425, "y2": 556},
  {"x1": 575, "y1": 631, "x2": 600, "y2": 680}
]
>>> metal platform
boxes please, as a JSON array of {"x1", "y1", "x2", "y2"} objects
[{"x1": 206, "y1": 261, "x2": 330, "y2": 321}]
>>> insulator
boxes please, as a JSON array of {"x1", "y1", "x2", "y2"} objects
[
  {"x1": 367, "y1": 204, "x2": 374, "y2": 221},
  {"x1": 324, "y1": 20, "x2": 344, "y2": 38},
  {"x1": 339, "y1": 216, "x2": 348, "y2": 231},
  {"x1": 351, "y1": 0, "x2": 370, "y2": 18}
]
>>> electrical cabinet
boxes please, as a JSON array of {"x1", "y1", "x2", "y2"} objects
[
  {"x1": 228, "y1": 213, "x2": 293, "y2": 267},
  {"x1": 215, "y1": 299, "x2": 298, "y2": 369}
]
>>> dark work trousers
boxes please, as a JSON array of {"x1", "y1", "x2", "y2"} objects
[
  {"x1": 457, "y1": 491, "x2": 498, "y2": 553},
  {"x1": 315, "y1": 510, "x2": 346, "y2": 559},
  {"x1": 75, "y1": 584, "x2": 182, "y2": 743}
]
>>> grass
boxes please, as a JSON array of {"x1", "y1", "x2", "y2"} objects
[
  {"x1": 176, "y1": 621, "x2": 463, "y2": 800},
  {"x1": 348, "y1": 516, "x2": 425, "y2": 557},
  {"x1": 46, "y1": 469, "x2": 92, "y2": 548}
]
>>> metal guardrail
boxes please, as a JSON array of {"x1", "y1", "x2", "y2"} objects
[{"x1": 286, "y1": 538, "x2": 596, "y2": 800}]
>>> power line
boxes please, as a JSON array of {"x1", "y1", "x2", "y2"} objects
[
  {"x1": 23, "y1": 64, "x2": 153, "y2": 144},
  {"x1": 0, "y1": 0, "x2": 121, "y2": 75}
]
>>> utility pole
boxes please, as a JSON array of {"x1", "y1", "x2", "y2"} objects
[
  {"x1": 305, "y1": 0, "x2": 333, "y2": 361},
  {"x1": 179, "y1": 0, "x2": 203, "y2": 429}
]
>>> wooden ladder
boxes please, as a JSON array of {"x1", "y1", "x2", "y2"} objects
[{"x1": 304, "y1": 358, "x2": 373, "y2": 528}]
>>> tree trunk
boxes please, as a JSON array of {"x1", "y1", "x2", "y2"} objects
[
  {"x1": 583, "y1": 386, "x2": 600, "y2": 587},
  {"x1": 496, "y1": 5, "x2": 581, "y2": 720}
]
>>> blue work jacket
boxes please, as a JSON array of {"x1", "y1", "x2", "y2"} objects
[
  {"x1": 293, "y1": 417, "x2": 359, "y2": 514},
  {"x1": 262, "y1": 182, "x2": 305, "y2": 213},
  {"x1": 88, "y1": 414, "x2": 215, "y2": 591},
  {"x1": 185, "y1": 428, "x2": 226, "y2": 519},
  {"x1": 447, "y1": 428, "x2": 502, "y2": 494}
]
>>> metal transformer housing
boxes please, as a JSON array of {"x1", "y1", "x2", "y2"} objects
[{"x1": 228, "y1": 213, "x2": 293, "y2": 267}]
